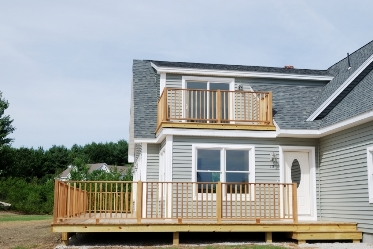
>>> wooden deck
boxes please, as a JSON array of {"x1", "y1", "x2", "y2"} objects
[{"x1": 51, "y1": 180, "x2": 362, "y2": 245}]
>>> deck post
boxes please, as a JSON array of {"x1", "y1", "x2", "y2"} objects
[
  {"x1": 292, "y1": 183, "x2": 298, "y2": 223},
  {"x1": 136, "y1": 181, "x2": 143, "y2": 224},
  {"x1": 216, "y1": 182, "x2": 222, "y2": 223},
  {"x1": 61, "y1": 232, "x2": 69, "y2": 246},
  {"x1": 173, "y1": 232, "x2": 179, "y2": 245},
  {"x1": 53, "y1": 180, "x2": 59, "y2": 223},
  {"x1": 265, "y1": 232, "x2": 272, "y2": 243}
]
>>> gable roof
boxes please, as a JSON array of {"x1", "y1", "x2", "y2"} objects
[
  {"x1": 58, "y1": 163, "x2": 129, "y2": 179},
  {"x1": 308, "y1": 40, "x2": 373, "y2": 121}
]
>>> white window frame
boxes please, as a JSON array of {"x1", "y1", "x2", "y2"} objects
[
  {"x1": 182, "y1": 76, "x2": 235, "y2": 122},
  {"x1": 192, "y1": 144, "x2": 255, "y2": 200},
  {"x1": 367, "y1": 146, "x2": 373, "y2": 203}
]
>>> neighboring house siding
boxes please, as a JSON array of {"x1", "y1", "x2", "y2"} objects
[
  {"x1": 172, "y1": 136, "x2": 318, "y2": 182},
  {"x1": 319, "y1": 121, "x2": 373, "y2": 233},
  {"x1": 147, "y1": 144, "x2": 160, "y2": 181},
  {"x1": 133, "y1": 60, "x2": 159, "y2": 138}
]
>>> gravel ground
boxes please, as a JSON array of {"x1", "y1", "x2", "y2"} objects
[{"x1": 54, "y1": 232, "x2": 373, "y2": 249}]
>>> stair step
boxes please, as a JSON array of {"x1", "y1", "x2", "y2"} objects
[{"x1": 289, "y1": 231, "x2": 362, "y2": 241}]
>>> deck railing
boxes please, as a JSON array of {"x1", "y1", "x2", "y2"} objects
[
  {"x1": 157, "y1": 88, "x2": 273, "y2": 131},
  {"x1": 53, "y1": 180, "x2": 298, "y2": 223}
]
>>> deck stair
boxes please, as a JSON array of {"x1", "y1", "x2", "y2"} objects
[{"x1": 285, "y1": 222, "x2": 362, "y2": 244}]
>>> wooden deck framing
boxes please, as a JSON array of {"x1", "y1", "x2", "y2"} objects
[{"x1": 52, "y1": 180, "x2": 362, "y2": 245}]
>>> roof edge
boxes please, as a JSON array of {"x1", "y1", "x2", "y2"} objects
[
  {"x1": 307, "y1": 53, "x2": 373, "y2": 121},
  {"x1": 151, "y1": 63, "x2": 333, "y2": 81}
]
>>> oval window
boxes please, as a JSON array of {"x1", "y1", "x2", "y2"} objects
[{"x1": 291, "y1": 159, "x2": 301, "y2": 188}]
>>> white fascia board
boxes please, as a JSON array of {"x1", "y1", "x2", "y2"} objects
[
  {"x1": 307, "y1": 54, "x2": 373, "y2": 121},
  {"x1": 151, "y1": 63, "x2": 333, "y2": 81},
  {"x1": 136, "y1": 110, "x2": 373, "y2": 142},
  {"x1": 278, "y1": 109, "x2": 373, "y2": 138},
  {"x1": 158, "y1": 128, "x2": 277, "y2": 138},
  {"x1": 135, "y1": 128, "x2": 277, "y2": 144}
]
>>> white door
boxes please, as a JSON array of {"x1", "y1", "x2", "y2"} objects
[{"x1": 284, "y1": 152, "x2": 311, "y2": 216}]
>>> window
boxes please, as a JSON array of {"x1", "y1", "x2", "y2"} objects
[
  {"x1": 367, "y1": 146, "x2": 373, "y2": 203},
  {"x1": 192, "y1": 144, "x2": 255, "y2": 195}
]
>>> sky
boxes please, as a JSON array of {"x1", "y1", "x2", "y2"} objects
[{"x1": 0, "y1": 0, "x2": 372, "y2": 149}]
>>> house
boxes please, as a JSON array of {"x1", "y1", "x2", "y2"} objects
[
  {"x1": 58, "y1": 163, "x2": 129, "y2": 180},
  {"x1": 127, "y1": 40, "x2": 373, "y2": 243}
]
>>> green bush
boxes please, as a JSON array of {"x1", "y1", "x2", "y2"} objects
[{"x1": 0, "y1": 177, "x2": 54, "y2": 214}]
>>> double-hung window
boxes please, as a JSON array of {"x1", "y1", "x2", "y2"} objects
[
  {"x1": 192, "y1": 144, "x2": 255, "y2": 196},
  {"x1": 367, "y1": 146, "x2": 373, "y2": 203}
]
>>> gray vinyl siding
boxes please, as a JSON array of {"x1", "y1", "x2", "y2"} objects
[
  {"x1": 172, "y1": 136, "x2": 318, "y2": 182},
  {"x1": 147, "y1": 144, "x2": 160, "y2": 181},
  {"x1": 319, "y1": 121, "x2": 373, "y2": 233},
  {"x1": 165, "y1": 74, "x2": 327, "y2": 89},
  {"x1": 166, "y1": 74, "x2": 182, "y2": 88}
]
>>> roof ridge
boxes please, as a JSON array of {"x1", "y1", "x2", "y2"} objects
[{"x1": 148, "y1": 59, "x2": 329, "y2": 72}]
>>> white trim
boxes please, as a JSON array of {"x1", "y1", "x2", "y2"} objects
[
  {"x1": 151, "y1": 63, "x2": 333, "y2": 81},
  {"x1": 135, "y1": 109, "x2": 373, "y2": 143},
  {"x1": 160, "y1": 73, "x2": 166, "y2": 95},
  {"x1": 279, "y1": 109, "x2": 373, "y2": 138},
  {"x1": 165, "y1": 135, "x2": 173, "y2": 218},
  {"x1": 141, "y1": 143, "x2": 147, "y2": 181},
  {"x1": 165, "y1": 135, "x2": 173, "y2": 182},
  {"x1": 307, "y1": 54, "x2": 373, "y2": 121},
  {"x1": 191, "y1": 143, "x2": 255, "y2": 183},
  {"x1": 367, "y1": 146, "x2": 373, "y2": 203},
  {"x1": 279, "y1": 146, "x2": 317, "y2": 221},
  {"x1": 128, "y1": 155, "x2": 134, "y2": 163},
  {"x1": 191, "y1": 143, "x2": 255, "y2": 201}
]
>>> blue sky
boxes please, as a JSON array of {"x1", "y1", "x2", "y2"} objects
[{"x1": 1, "y1": 0, "x2": 372, "y2": 149}]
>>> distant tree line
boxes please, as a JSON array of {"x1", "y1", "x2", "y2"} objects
[
  {"x1": 0, "y1": 140, "x2": 129, "y2": 181},
  {"x1": 0, "y1": 91, "x2": 131, "y2": 214}
]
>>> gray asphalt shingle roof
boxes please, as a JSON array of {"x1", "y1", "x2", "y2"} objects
[
  {"x1": 150, "y1": 60, "x2": 332, "y2": 76},
  {"x1": 132, "y1": 40, "x2": 373, "y2": 134},
  {"x1": 309, "y1": 40, "x2": 373, "y2": 120}
]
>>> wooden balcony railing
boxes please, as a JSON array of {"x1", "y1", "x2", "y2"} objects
[
  {"x1": 53, "y1": 180, "x2": 298, "y2": 224},
  {"x1": 157, "y1": 88, "x2": 273, "y2": 132}
]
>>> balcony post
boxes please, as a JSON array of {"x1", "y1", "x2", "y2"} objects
[
  {"x1": 292, "y1": 183, "x2": 298, "y2": 223},
  {"x1": 217, "y1": 89, "x2": 222, "y2": 123},
  {"x1": 268, "y1": 92, "x2": 273, "y2": 125},
  {"x1": 216, "y1": 182, "x2": 222, "y2": 223},
  {"x1": 136, "y1": 180, "x2": 143, "y2": 223},
  {"x1": 164, "y1": 87, "x2": 168, "y2": 121}
]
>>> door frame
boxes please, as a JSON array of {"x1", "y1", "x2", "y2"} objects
[{"x1": 279, "y1": 146, "x2": 317, "y2": 221}]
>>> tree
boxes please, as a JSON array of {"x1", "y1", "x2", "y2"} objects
[{"x1": 0, "y1": 91, "x2": 15, "y2": 147}]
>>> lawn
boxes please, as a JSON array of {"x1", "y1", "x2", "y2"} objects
[{"x1": 0, "y1": 212, "x2": 52, "y2": 222}]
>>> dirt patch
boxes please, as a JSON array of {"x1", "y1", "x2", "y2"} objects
[{"x1": 0, "y1": 212, "x2": 60, "y2": 249}]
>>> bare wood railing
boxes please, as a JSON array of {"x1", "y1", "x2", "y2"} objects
[
  {"x1": 53, "y1": 180, "x2": 135, "y2": 223},
  {"x1": 53, "y1": 180, "x2": 298, "y2": 223},
  {"x1": 143, "y1": 182, "x2": 297, "y2": 222},
  {"x1": 157, "y1": 88, "x2": 273, "y2": 131}
]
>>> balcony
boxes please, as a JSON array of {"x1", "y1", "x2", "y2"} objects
[{"x1": 156, "y1": 88, "x2": 275, "y2": 133}]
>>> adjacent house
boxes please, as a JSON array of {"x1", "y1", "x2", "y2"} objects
[
  {"x1": 127, "y1": 40, "x2": 373, "y2": 242},
  {"x1": 58, "y1": 163, "x2": 129, "y2": 180}
]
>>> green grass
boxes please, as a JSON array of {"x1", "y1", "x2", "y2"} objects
[
  {"x1": 163, "y1": 246, "x2": 288, "y2": 249},
  {"x1": 0, "y1": 213, "x2": 52, "y2": 222}
]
